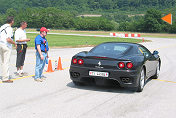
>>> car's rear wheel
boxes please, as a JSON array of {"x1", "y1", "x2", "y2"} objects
[
  {"x1": 152, "y1": 63, "x2": 160, "y2": 79},
  {"x1": 136, "y1": 68, "x2": 145, "y2": 92},
  {"x1": 73, "y1": 81, "x2": 84, "y2": 86}
]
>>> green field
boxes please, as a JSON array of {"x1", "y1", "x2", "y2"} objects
[
  {"x1": 26, "y1": 33, "x2": 143, "y2": 48},
  {"x1": 26, "y1": 29, "x2": 176, "y2": 39},
  {"x1": 26, "y1": 29, "x2": 110, "y2": 35},
  {"x1": 141, "y1": 35, "x2": 176, "y2": 38}
]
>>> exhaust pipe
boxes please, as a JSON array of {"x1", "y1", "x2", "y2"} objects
[
  {"x1": 121, "y1": 77, "x2": 130, "y2": 83},
  {"x1": 71, "y1": 72, "x2": 80, "y2": 78}
]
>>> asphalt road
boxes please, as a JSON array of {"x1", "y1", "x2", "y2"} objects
[{"x1": 0, "y1": 37, "x2": 176, "y2": 118}]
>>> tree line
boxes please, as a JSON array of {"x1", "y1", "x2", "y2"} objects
[
  {"x1": 0, "y1": 7, "x2": 176, "y2": 33},
  {"x1": 1, "y1": 0, "x2": 176, "y2": 14},
  {"x1": 117, "y1": 9, "x2": 176, "y2": 33},
  {"x1": 0, "y1": 7, "x2": 115, "y2": 31}
]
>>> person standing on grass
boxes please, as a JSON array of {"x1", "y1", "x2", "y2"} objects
[
  {"x1": 15, "y1": 21, "x2": 30, "y2": 77},
  {"x1": 0, "y1": 16, "x2": 16, "y2": 83},
  {"x1": 34, "y1": 27, "x2": 49, "y2": 82}
]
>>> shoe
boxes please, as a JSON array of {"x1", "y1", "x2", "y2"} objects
[
  {"x1": 21, "y1": 72, "x2": 28, "y2": 76},
  {"x1": 40, "y1": 78, "x2": 46, "y2": 81},
  {"x1": 34, "y1": 78, "x2": 43, "y2": 82},
  {"x1": 18, "y1": 73, "x2": 23, "y2": 77},
  {"x1": 2, "y1": 80, "x2": 13, "y2": 83}
]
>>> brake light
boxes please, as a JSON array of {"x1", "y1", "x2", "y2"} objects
[
  {"x1": 118, "y1": 62, "x2": 125, "y2": 68},
  {"x1": 78, "y1": 59, "x2": 84, "y2": 65},
  {"x1": 72, "y1": 58, "x2": 77, "y2": 64},
  {"x1": 127, "y1": 62, "x2": 133, "y2": 69}
]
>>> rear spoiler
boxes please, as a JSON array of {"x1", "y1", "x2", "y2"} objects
[{"x1": 84, "y1": 56, "x2": 130, "y2": 61}]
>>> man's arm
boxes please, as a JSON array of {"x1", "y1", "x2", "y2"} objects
[
  {"x1": 6, "y1": 27, "x2": 17, "y2": 48},
  {"x1": 6, "y1": 38, "x2": 17, "y2": 48},
  {"x1": 16, "y1": 39, "x2": 30, "y2": 42},
  {"x1": 47, "y1": 52, "x2": 49, "y2": 58},
  {"x1": 37, "y1": 45, "x2": 44, "y2": 60}
]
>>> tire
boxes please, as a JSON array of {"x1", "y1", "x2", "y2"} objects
[
  {"x1": 136, "y1": 68, "x2": 145, "y2": 92},
  {"x1": 152, "y1": 63, "x2": 160, "y2": 79},
  {"x1": 73, "y1": 81, "x2": 84, "y2": 86}
]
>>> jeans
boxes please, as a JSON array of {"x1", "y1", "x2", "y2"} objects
[{"x1": 35, "y1": 51, "x2": 47, "y2": 79}]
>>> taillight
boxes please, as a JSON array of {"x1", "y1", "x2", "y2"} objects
[
  {"x1": 78, "y1": 59, "x2": 84, "y2": 65},
  {"x1": 72, "y1": 58, "x2": 77, "y2": 64},
  {"x1": 127, "y1": 62, "x2": 133, "y2": 69},
  {"x1": 118, "y1": 62, "x2": 125, "y2": 68}
]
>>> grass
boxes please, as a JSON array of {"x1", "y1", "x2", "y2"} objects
[
  {"x1": 26, "y1": 33, "x2": 143, "y2": 47},
  {"x1": 26, "y1": 29, "x2": 110, "y2": 35},
  {"x1": 26, "y1": 29, "x2": 176, "y2": 38},
  {"x1": 141, "y1": 34, "x2": 176, "y2": 38}
]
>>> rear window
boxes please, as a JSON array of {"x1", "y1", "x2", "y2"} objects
[{"x1": 90, "y1": 43, "x2": 131, "y2": 55}]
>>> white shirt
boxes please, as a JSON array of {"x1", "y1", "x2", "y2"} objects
[
  {"x1": 0, "y1": 24, "x2": 13, "y2": 49},
  {"x1": 15, "y1": 28, "x2": 27, "y2": 44}
]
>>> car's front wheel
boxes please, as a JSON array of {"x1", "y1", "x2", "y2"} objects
[
  {"x1": 136, "y1": 68, "x2": 145, "y2": 92},
  {"x1": 152, "y1": 63, "x2": 160, "y2": 79}
]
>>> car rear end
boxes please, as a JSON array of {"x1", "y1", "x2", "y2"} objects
[
  {"x1": 69, "y1": 43, "x2": 142, "y2": 87},
  {"x1": 70, "y1": 55, "x2": 140, "y2": 87}
]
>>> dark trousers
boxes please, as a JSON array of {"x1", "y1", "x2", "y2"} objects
[{"x1": 16, "y1": 44, "x2": 27, "y2": 68}]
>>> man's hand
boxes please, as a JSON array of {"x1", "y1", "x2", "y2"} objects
[
  {"x1": 40, "y1": 54, "x2": 44, "y2": 60},
  {"x1": 15, "y1": 44, "x2": 17, "y2": 49}
]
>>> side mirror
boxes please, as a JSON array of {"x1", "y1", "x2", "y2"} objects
[{"x1": 152, "y1": 50, "x2": 159, "y2": 55}]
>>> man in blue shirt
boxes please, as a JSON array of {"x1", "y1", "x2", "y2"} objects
[{"x1": 34, "y1": 27, "x2": 49, "y2": 82}]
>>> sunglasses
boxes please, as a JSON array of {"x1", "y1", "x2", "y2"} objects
[{"x1": 43, "y1": 31, "x2": 47, "y2": 34}]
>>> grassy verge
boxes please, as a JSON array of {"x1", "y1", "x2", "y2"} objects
[
  {"x1": 26, "y1": 29, "x2": 110, "y2": 35},
  {"x1": 26, "y1": 29, "x2": 176, "y2": 38},
  {"x1": 142, "y1": 34, "x2": 176, "y2": 38},
  {"x1": 27, "y1": 33, "x2": 143, "y2": 47}
]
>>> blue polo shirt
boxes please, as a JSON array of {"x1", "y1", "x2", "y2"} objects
[{"x1": 35, "y1": 35, "x2": 49, "y2": 52}]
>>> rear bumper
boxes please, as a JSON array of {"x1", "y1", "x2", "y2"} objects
[{"x1": 69, "y1": 65, "x2": 140, "y2": 87}]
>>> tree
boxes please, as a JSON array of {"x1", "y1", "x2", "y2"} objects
[
  {"x1": 0, "y1": 14, "x2": 6, "y2": 26},
  {"x1": 169, "y1": 22, "x2": 176, "y2": 33},
  {"x1": 119, "y1": 22, "x2": 130, "y2": 31},
  {"x1": 143, "y1": 9, "x2": 162, "y2": 32},
  {"x1": 74, "y1": 17, "x2": 115, "y2": 31}
]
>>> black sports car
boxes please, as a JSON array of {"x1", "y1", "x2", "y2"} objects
[{"x1": 69, "y1": 42, "x2": 161, "y2": 92}]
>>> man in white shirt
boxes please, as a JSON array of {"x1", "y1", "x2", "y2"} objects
[
  {"x1": 15, "y1": 21, "x2": 30, "y2": 77},
  {"x1": 0, "y1": 16, "x2": 16, "y2": 83}
]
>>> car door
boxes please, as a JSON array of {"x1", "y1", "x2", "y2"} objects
[{"x1": 138, "y1": 46, "x2": 157, "y2": 78}]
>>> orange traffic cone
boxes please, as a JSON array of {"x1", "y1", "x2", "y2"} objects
[
  {"x1": 46, "y1": 59, "x2": 54, "y2": 72},
  {"x1": 143, "y1": 38, "x2": 144, "y2": 42},
  {"x1": 57, "y1": 57, "x2": 64, "y2": 70}
]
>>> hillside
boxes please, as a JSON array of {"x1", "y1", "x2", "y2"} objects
[
  {"x1": 0, "y1": 1, "x2": 176, "y2": 33},
  {"x1": 0, "y1": 0, "x2": 176, "y2": 14}
]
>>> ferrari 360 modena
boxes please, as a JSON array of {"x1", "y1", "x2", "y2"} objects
[{"x1": 69, "y1": 42, "x2": 161, "y2": 92}]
